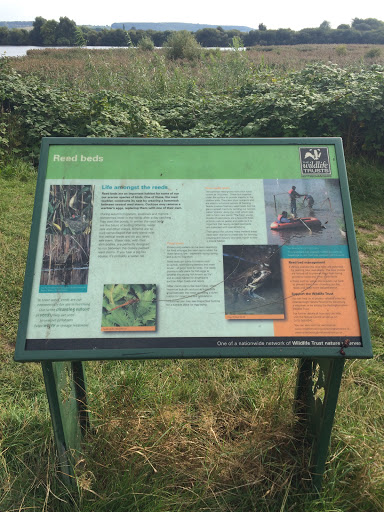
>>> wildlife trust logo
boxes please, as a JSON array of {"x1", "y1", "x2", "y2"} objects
[{"x1": 299, "y1": 147, "x2": 331, "y2": 176}]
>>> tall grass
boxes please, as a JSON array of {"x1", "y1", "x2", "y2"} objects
[{"x1": 9, "y1": 44, "x2": 384, "y2": 98}]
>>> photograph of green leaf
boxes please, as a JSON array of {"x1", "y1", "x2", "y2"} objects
[{"x1": 101, "y1": 284, "x2": 157, "y2": 331}]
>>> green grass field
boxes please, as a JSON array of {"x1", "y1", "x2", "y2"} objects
[{"x1": 0, "y1": 156, "x2": 383, "y2": 511}]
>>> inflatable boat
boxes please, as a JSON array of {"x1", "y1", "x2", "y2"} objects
[{"x1": 270, "y1": 217, "x2": 322, "y2": 230}]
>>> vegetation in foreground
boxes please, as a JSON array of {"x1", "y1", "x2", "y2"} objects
[
  {"x1": 0, "y1": 46, "x2": 383, "y2": 511},
  {"x1": 0, "y1": 157, "x2": 383, "y2": 511},
  {"x1": 1, "y1": 46, "x2": 384, "y2": 165}
]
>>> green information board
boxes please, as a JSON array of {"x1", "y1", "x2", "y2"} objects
[{"x1": 14, "y1": 137, "x2": 372, "y2": 362}]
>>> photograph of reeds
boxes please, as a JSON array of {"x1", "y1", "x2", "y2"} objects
[
  {"x1": 101, "y1": 284, "x2": 157, "y2": 331},
  {"x1": 40, "y1": 185, "x2": 94, "y2": 286},
  {"x1": 45, "y1": 184, "x2": 94, "y2": 235}
]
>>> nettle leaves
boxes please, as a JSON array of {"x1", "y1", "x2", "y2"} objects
[
  {"x1": 102, "y1": 284, "x2": 157, "y2": 329},
  {"x1": 2, "y1": 59, "x2": 384, "y2": 159}
]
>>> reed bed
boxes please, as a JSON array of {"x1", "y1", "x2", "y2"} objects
[{"x1": 9, "y1": 44, "x2": 384, "y2": 97}]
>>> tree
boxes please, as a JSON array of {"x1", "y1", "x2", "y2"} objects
[
  {"x1": 352, "y1": 18, "x2": 384, "y2": 31},
  {"x1": 243, "y1": 30, "x2": 262, "y2": 46},
  {"x1": 8, "y1": 29, "x2": 29, "y2": 45},
  {"x1": 29, "y1": 16, "x2": 46, "y2": 45},
  {"x1": 75, "y1": 27, "x2": 86, "y2": 47},
  {"x1": 152, "y1": 30, "x2": 172, "y2": 47},
  {"x1": 113, "y1": 28, "x2": 130, "y2": 46},
  {"x1": 98, "y1": 28, "x2": 129, "y2": 46},
  {"x1": 40, "y1": 20, "x2": 58, "y2": 45},
  {"x1": 0, "y1": 27, "x2": 9, "y2": 45},
  {"x1": 258, "y1": 23, "x2": 267, "y2": 31},
  {"x1": 56, "y1": 17, "x2": 77, "y2": 46},
  {"x1": 83, "y1": 29, "x2": 99, "y2": 46},
  {"x1": 319, "y1": 20, "x2": 331, "y2": 30},
  {"x1": 275, "y1": 28, "x2": 294, "y2": 45},
  {"x1": 195, "y1": 28, "x2": 228, "y2": 47}
]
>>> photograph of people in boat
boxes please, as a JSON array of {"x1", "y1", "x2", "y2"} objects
[
  {"x1": 263, "y1": 179, "x2": 347, "y2": 246},
  {"x1": 223, "y1": 245, "x2": 285, "y2": 318},
  {"x1": 40, "y1": 185, "x2": 94, "y2": 286}
]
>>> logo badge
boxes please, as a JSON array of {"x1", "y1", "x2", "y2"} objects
[{"x1": 299, "y1": 148, "x2": 331, "y2": 176}]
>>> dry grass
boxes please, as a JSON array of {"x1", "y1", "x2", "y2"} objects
[{"x1": 246, "y1": 44, "x2": 384, "y2": 68}]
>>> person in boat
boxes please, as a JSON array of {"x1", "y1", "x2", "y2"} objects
[
  {"x1": 303, "y1": 194, "x2": 314, "y2": 208},
  {"x1": 277, "y1": 211, "x2": 292, "y2": 223},
  {"x1": 288, "y1": 186, "x2": 303, "y2": 217}
]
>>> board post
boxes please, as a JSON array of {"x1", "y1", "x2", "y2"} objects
[
  {"x1": 295, "y1": 358, "x2": 345, "y2": 490},
  {"x1": 41, "y1": 361, "x2": 89, "y2": 488}
]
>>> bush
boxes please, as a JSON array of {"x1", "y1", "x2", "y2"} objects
[
  {"x1": 365, "y1": 48, "x2": 381, "y2": 59},
  {"x1": 2, "y1": 56, "x2": 384, "y2": 161},
  {"x1": 335, "y1": 44, "x2": 347, "y2": 56},
  {"x1": 0, "y1": 68, "x2": 167, "y2": 159},
  {"x1": 138, "y1": 36, "x2": 155, "y2": 52},
  {"x1": 0, "y1": 156, "x2": 36, "y2": 181},
  {"x1": 164, "y1": 31, "x2": 201, "y2": 61}
]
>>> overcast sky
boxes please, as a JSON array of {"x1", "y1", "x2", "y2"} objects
[{"x1": 1, "y1": 0, "x2": 383, "y2": 31}]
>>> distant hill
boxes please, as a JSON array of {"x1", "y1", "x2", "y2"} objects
[
  {"x1": 0, "y1": 21, "x2": 33, "y2": 29},
  {"x1": 112, "y1": 22, "x2": 255, "y2": 32},
  {"x1": 0, "y1": 20, "x2": 254, "y2": 33}
]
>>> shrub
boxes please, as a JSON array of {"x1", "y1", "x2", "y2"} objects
[
  {"x1": 0, "y1": 68, "x2": 167, "y2": 158},
  {"x1": 365, "y1": 48, "x2": 381, "y2": 59},
  {"x1": 164, "y1": 31, "x2": 201, "y2": 61},
  {"x1": 335, "y1": 45, "x2": 347, "y2": 56},
  {"x1": 138, "y1": 36, "x2": 155, "y2": 52},
  {"x1": 0, "y1": 156, "x2": 36, "y2": 180}
]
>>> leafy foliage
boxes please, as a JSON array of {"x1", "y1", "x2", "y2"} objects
[
  {"x1": 365, "y1": 47, "x2": 381, "y2": 59},
  {"x1": 164, "y1": 30, "x2": 202, "y2": 60},
  {"x1": 1, "y1": 52, "x2": 384, "y2": 161},
  {"x1": 102, "y1": 284, "x2": 157, "y2": 328},
  {"x1": 0, "y1": 66, "x2": 166, "y2": 159},
  {"x1": 138, "y1": 36, "x2": 155, "y2": 51},
  {"x1": 3, "y1": 16, "x2": 384, "y2": 47}
]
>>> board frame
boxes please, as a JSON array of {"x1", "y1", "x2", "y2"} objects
[{"x1": 14, "y1": 137, "x2": 372, "y2": 362}]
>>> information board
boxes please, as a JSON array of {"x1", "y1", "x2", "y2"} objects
[{"x1": 15, "y1": 138, "x2": 372, "y2": 361}]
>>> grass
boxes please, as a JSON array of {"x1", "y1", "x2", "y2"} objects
[{"x1": 0, "y1": 156, "x2": 383, "y2": 511}]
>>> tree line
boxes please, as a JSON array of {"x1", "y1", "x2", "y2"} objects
[{"x1": 1, "y1": 16, "x2": 384, "y2": 47}]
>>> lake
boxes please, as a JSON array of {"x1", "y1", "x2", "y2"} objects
[
  {"x1": 0, "y1": 45, "x2": 240, "y2": 58},
  {"x1": 0, "y1": 46, "x2": 134, "y2": 57}
]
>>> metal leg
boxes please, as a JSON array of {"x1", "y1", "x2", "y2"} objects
[
  {"x1": 42, "y1": 361, "x2": 89, "y2": 488},
  {"x1": 72, "y1": 361, "x2": 90, "y2": 433},
  {"x1": 295, "y1": 358, "x2": 344, "y2": 490}
]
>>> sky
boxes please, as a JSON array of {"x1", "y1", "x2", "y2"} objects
[{"x1": 1, "y1": 0, "x2": 383, "y2": 31}]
